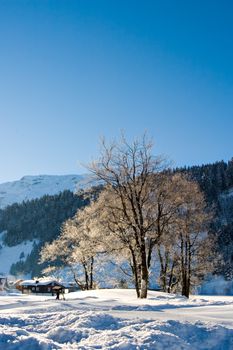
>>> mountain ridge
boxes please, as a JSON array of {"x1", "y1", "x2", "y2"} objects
[{"x1": 0, "y1": 174, "x2": 94, "y2": 209}]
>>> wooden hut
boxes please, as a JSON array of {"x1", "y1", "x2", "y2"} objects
[{"x1": 19, "y1": 279, "x2": 73, "y2": 295}]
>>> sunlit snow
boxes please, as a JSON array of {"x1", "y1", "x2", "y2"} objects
[
  {"x1": 0, "y1": 289, "x2": 233, "y2": 349},
  {"x1": 0, "y1": 174, "x2": 94, "y2": 208}
]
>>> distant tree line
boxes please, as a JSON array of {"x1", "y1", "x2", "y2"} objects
[
  {"x1": 0, "y1": 190, "x2": 90, "y2": 246},
  {"x1": 177, "y1": 158, "x2": 233, "y2": 203}
]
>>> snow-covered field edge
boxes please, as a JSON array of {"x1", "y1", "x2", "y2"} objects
[{"x1": 1, "y1": 289, "x2": 233, "y2": 349}]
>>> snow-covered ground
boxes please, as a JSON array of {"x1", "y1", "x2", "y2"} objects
[{"x1": 0, "y1": 289, "x2": 233, "y2": 349}]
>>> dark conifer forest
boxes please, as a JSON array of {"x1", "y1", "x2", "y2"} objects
[{"x1": 178, "y1": 158, "x2": 233, "y2": 280}]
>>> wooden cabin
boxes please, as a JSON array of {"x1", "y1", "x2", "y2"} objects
[{"x1": 19, "y1": 279, "x2": 75, "y2": 295}]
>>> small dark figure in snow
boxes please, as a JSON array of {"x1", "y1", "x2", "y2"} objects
[{"x1": 56, "y1": 290, "x2": 60, "y2": 300}]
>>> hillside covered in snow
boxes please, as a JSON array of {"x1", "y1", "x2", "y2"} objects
[{"x1": 0, "y1": 174, "x2": 94, "y2": 209}]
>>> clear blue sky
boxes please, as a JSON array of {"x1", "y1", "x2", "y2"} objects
[{"x1": 0, "y1": 0, "x2": 232, "y2": 183}]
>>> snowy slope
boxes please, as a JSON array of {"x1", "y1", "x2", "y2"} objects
[
  {"x1": 0, "y1": 239, "x2": 38, "y2": 277},
  {"x1": 0, "y1": 174, "x2": 97, "y2": 277},
  {"x1": 1, "y1": 289, "x2": 233, "y2": 349},
  {"x1": 0, "y1": 174, "x2": 95, "y2": 208}
]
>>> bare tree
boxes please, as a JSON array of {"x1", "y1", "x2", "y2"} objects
[
  {"x1": 88, "y1": 189, "x2": 143, "y2": 297},
  {"x1": 87, "y1": 134, "x2": 168, "y2": 298},
  {"x1": 40, "y1": 134, "x2": 215, "y2": 299},
  {"x1": 40, "y1": 205, "x2": 101, "y2": 290},
  {"x1": 173, "y1": 176, "x2": 215, "y2": 298}
]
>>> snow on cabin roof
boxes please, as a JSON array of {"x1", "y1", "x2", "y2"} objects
[{"x1": 19, "y1": 279, "x2": 65, "y2": 287}]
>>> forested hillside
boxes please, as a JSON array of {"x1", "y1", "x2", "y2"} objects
[
  {"x1": 178, "y1": 158, "x2": 233, "y2": 279},
  {"x1": 177, "y1": 158, "x2": 233, "y2": 203},
  {"x1": 0, "y1": 190, "x2": 90, "y2": 246},
  {"x1": 0, "y1": 190, "x2": 91, "y2": 276}
]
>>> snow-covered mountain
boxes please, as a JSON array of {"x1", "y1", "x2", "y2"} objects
[{"x1": 0, "y1": 174, "x2": 95, "y2": 209}]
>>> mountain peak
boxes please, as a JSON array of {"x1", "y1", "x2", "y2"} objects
[{"x1": 0, "y1": 174, "x2": 95, "y2": 209}]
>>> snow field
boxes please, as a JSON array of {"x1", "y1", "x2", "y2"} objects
[{"x1": 1, "y1": 289, "x2": 233, "y2": 349}]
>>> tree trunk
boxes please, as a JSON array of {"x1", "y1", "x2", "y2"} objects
[
  {"x1": 186, "y1": 240, "x2": 192, "y2": 298},
  {"x1": 140, "y1": 248, "x2": 148, "y2": 298},
  {"x1": 90, "y1": 256, "x2": 94, "y2": 289},
  {"x1": 158, "y1": 246, "x2": 169, "y2": 292},
  {"x1": 180, "y1": 233, "x2": 189, "y2": 297},
  {"x1": 181, "y1": 236, "x2": 190, "y2": 298},
  {"x1": 168, "y1": 259, "x2": 175, "y2": 293},
  {"x1": 129, "y1": 246, "x2": 140, "y2": 297},
  {"x1": 83, "y1": 263, "x2": 89, "y2": 290},
  {"x1": 147, "y1": 238, "x2": 155, "y2": 270}
]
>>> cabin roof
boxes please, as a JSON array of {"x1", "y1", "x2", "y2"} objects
[{"x1": 19, "y1": 279, "x2": 67, "y2": 287}]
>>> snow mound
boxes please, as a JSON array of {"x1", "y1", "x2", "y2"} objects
[{"x1": 0, "y1": 311, "x2": 233, "y2": 349}]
